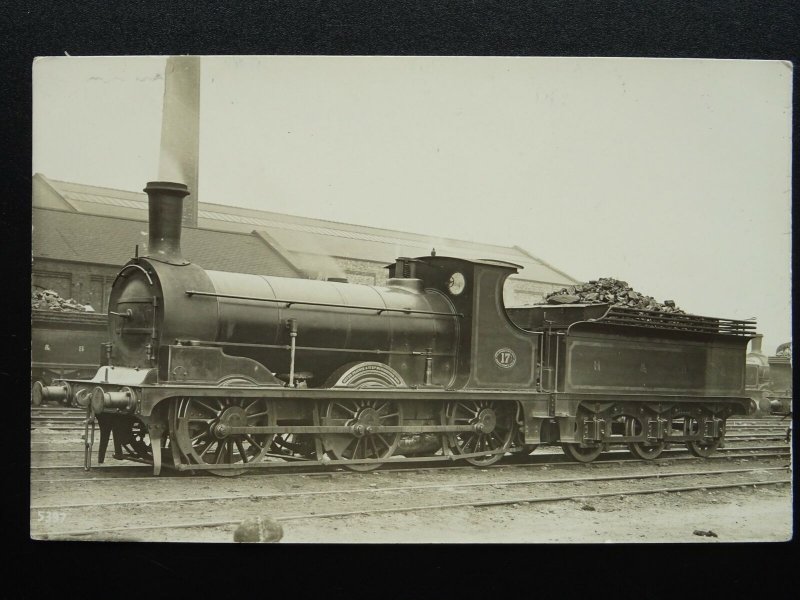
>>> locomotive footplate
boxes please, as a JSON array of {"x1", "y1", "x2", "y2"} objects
[{"x1": 137, "y1": 386, "x2": 541, "y2": 416}]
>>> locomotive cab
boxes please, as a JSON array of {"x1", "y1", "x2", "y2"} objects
[{"x1": 388, "y1": 256, "x2": 539, "y2": 390}]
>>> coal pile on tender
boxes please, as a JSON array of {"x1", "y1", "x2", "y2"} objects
[
  {"x1": 544, "y1": 278, "x2": 684, "y2": 314},
  {"x1": 31, "y1": 290, "x2": 94, "y2": 312}
]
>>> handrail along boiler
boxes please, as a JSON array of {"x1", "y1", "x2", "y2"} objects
[{"x1": 43, "y1": 182, "x2": 758, "y2": 475}]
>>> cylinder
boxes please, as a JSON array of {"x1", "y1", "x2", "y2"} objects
[{"x1": 143, "y1": 181, "x2": 190, "y2": 264}]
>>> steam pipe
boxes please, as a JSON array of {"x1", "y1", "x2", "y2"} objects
[{"x1": 287, "y1": 319, "x2": 298, "y2": 387}]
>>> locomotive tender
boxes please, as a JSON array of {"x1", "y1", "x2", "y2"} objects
[
  {"x1": 31, "y1": 309, "x2": 108, "y2": 405},
  {"x1": 40, "y1": 182, "x2": 758, "y2": 475}
]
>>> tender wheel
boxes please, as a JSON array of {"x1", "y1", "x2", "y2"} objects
[
  {"x1": 173, "y1": 396, "x2": 276, "y2": 477},
  {"x1": 676, "y1": 414, "x2": 725, "y2": 458},
  {"x1": 321, "y1": 399, "x2": 403, "y2": 471},
  {"x1": 687, "y1": 438, "x2": 722, "y2": 458},
  {"x1": 444, "y1": 400, "x2": 516, "y2": 466},
  {"x1": 561, "y1": 442, "x2": 603, "y2": 463},
  {"x1": 626, "y1": 415, "x2": 665, "y2": 460}
]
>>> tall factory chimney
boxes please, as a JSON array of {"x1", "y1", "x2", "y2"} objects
[{"x1": 158, "y1": 56, "x2": 200, "y2": 228}]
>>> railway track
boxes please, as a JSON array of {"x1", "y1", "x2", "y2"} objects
[
  {"x1": 32, "y1": 461, "x2": 791, "y2": 540},
  {"x1": 29, "y1": 440, "x2": 791, "y2": 471},
  {"x1": 31, "y1": 443, "x2": 790, "y2": 481},
  {"x1": 30, "y1": 412, "x2": 792, "y2": 541},
  {"x1": 30, "y1": 406, "x2": 791, "y2": 463},
  {"x1": 30, "y1": 407, "x2": 791, "y2": 480}
]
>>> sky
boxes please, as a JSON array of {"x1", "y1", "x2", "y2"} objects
[{"x1": 32, "y1": 55, "x2": 792, "y2": 352}]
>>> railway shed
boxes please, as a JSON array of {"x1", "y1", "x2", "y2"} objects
[{"x1": 32, "y1": 173, "x2": 578, "y2": 311}]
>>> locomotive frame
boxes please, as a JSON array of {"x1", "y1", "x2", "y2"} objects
[{"x1": 40, "y1": 181, "x2": 758, "y2": 476}]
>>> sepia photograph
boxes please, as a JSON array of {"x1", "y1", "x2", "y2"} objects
[{"x1": 30, "y1": 55, "x2": 792, "y2": 543}]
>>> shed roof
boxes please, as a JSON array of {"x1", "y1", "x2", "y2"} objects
[
  {"x1": 32, "y1": 207, "x2": 302, "y2": 277},
  {"x1": 32, "y1": 173, "x2": 577, "y2": 285}
]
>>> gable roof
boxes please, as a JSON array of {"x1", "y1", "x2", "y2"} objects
[{"x1": 32, "y1": 173, "x2": 577, "y2": 285}]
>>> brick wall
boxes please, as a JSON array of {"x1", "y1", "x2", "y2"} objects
[
  {"x1": 32, "y1": 259, "x2": 119, "y2": 312},
  {"x1": 331, "y1": 257, "x2": 391, "y2": 286},
  {"x1": 503, "y1": 278, "x2": 566, "y2": 307}
]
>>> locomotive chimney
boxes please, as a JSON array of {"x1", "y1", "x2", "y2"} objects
[
  {"x1": 750, "y1": 334, "x2": 764, "y2": 354},
  {"x1": 143, "y1": 181, "x2": 190, "y2": 265},
  {"x1": 158, "y1": 56, "x2": 200, "y2": 229}
]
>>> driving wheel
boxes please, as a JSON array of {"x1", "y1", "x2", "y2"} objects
[
  {"x1": 443, "y1": 400, "x2": 515, "y2": 466},
  {"x1": 321, "y1": 398, "x2": 403, "y2": 471},
  {"x1": 173, "y1": 395, "x2": 276, "y2": 477},
  {"x1": 320, "y1": 362, "x2": 407, "y2": 471}
]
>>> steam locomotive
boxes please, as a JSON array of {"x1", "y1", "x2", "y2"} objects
[
  {"x1": 34, "y1": 182, "x2": 758, "y2": 476},
  {"x1": 746, "y1": 337, "x2": 793, "y2": 417}
]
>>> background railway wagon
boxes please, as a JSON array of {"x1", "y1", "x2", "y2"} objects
[
  {"x1": 31, "y1": 309, "x2": 108, "y2": 404},
  {"x1": 765, "y1": 353, "x2": 792, "y2": 415},
  {"x1": 745, "y1": 336, "x2": 793, "y2": 416}
]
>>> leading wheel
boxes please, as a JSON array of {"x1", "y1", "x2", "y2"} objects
[
  {"x1": 444, "y1": 400, "x2": 516, "y2": 466},
  {"x1": 119, "y1": 419, "x2": 154, "y2": 460},
  {"x1": 626, "y1": 415, "x2": 665, "y2": 460},
  {"x1": 173, "y1": 395, "x2": 276, "y2": 477}
]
